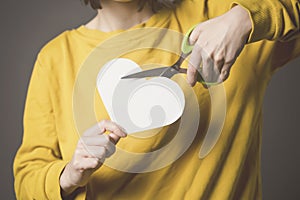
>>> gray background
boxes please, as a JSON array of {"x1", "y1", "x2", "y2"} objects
[{"x1": 0, "y1": 0, "x2": 299, "y2": 199}]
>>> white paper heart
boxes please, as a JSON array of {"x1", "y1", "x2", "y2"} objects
[{"x1": 96, "y1": 58, "x2": 185, "y2": 134}]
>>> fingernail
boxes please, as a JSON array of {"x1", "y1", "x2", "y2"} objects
[
  {"x1": 120, "y1": 127, "x2": 127, "y2": 136},
  {"x1": 121, "y1": 131, "x2": 127, "y2": 137},
  {"x1": 221, "y1": 70, "x2": 229, "y2": 81},
  {"x1": 121, "y1": 132, "x2": 126, "y2": 137}
]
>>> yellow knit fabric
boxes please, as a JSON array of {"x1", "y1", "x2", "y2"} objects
[{"x1": 14, "y1": 0, "x2": 300, "y2": 199}]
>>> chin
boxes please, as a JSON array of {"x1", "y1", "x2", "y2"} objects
[{"x1": 113, "y1": 0, "x2": 134, "y2": 2}]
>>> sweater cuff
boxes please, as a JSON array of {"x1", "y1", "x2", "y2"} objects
[
  {"x1": 45, "y1": 160, "x2": 68, "y2": 199},
  {"x1": 230, "y1": 0, "x2": 275, "y2": 43},
  {"x1": 45, "y1": 161, "x2": 87, "y2": 200}
]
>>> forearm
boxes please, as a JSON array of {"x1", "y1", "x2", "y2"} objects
[
  {"x1": 14, "y1": 158, "x2": 68, "y2": 199},
  {"x1": 14, "y1": 57, "x2": 73, "y2": 199},
  {"x1": 230, "y1": 0, "x2": 300, "y2": 42}
]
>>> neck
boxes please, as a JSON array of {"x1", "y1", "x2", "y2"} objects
[{"x1": 85, "y1": 1, "x2": 153, "y2": 32}]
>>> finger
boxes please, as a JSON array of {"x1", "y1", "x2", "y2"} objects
[
  {"x1": 83, "y1": 122, "x2": 106, "y2": 137},
  {"x1": 101, "y1": 134, "x2": 116, "y2": 157},
  {"x1": 187, "y1": 64, "x2": 198, "y2": 86},
  {"x1": 78, "y1": 157, "x2": 102, "y2": 171},
  {"x1": 218, "y1": 63, "x2": 231, "y2": 82},
  {"x1": 84, "y1": 145, "x2": 115, "y2": 160},
  {"x1": 81, "y1": 135, "x2": 116, "y2": 156},
  {"x1": 201, "y1": 50, "x2": 214, "y2": 82},
  {"x1": 188, "y1": 44, "x2": 203, "y2": 86},
  {"x1": 105, "y1": 145, "x2": 116, "y2": 158},
  {"x1": 83, "y1": 146, "x2": 107, "y2": 160},
  {"x1": 213, "y1": 52, "x2": 224, "y2": 74},
  {"x1": 108, "y1": 133, "x2": 121, "y2": 144},
  {"x1": 212, "y1": 59, "x2": 223, "y2": 83},
  {"x1": 81, "y1": 134, "x2": 112, "y2": 146},
  {"x1": 74, "y1": 145, "x2": 104, "y2": 159},
  {"x1": 99, "y1": 120, "x2": 127, "y2": 137}
]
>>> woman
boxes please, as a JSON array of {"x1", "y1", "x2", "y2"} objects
[{"x1": 14, "y1": 0, "x2": 300, "y2": 199}]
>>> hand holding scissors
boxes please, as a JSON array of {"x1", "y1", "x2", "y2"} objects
[
  {"x1": 121, "y1": 25, "x2": 219, "y2": 87},
  {"x1": 123, "y1": 6, "x2": 251, "y2": 87}
]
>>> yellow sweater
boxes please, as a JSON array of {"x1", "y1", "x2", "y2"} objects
[{"x1": 14, "y1": 0, "x2": 300, "y2": 199}]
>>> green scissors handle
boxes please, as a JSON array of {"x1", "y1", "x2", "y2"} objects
[
  {"x1": 180, "y1": 25, "x2": 219, "y2": 86},
  {"x1": 181, "y1": 25, "x2": 197, "y2": 55}
]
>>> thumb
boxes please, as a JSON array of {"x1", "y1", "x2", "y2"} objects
[
  {"x1": 83, "y1": 123, "x2": 105, "y2": 137},
  {"x1": 108, "y1": 133, "x2": 121, "y2": 144},
  {"x1": 188, "y1": 24, "x2": 201, "y2": 45}
]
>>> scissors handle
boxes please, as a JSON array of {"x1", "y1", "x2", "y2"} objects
[
  {"x1": 177, "y1": 68, "x2": 218, "y2": 86},
  {"x1": 181, "y1": 25, "x2": 197, "y2": 55},
  {"x1": 179, "y1": 25, "x2": 219, "y2": 86}
]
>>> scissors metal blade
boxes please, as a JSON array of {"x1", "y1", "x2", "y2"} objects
[{"x1": 121, "y1": 67, "x2": 170, "y2": 79}]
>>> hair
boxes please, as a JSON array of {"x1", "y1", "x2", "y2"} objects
[{"x1": 83, "y1": 0, "x2": 181, "y2": 12}]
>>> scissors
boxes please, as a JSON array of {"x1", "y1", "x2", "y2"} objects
[{"x1": 121, "y1": 25, "x2": 219, "y2": 86}]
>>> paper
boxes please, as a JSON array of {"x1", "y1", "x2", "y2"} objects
[{"x1": 97, "y1": 58, "x2": 185, "y2": 134}]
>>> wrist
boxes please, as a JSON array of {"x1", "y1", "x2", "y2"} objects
[
  {"x1": 228, "y1": 4, "x2": 252, "y2": 41},
  {"x1": 59, "y1": 164, "x2": 78, "y2": 197}
]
